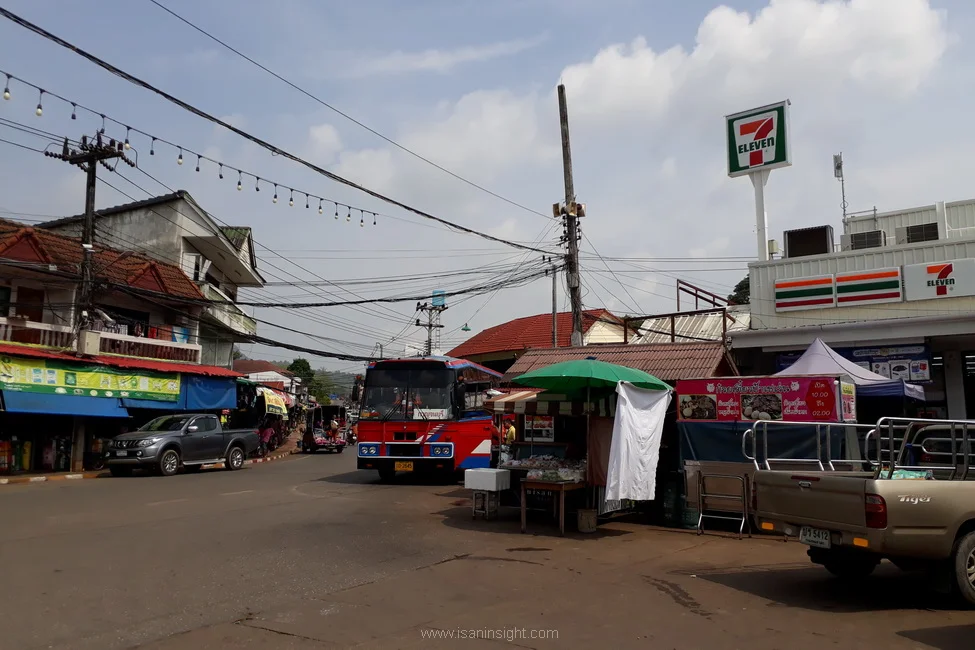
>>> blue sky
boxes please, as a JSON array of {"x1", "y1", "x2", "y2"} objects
[{"x1": 0, "y1": 0, "x2": 970, "y2": 370}]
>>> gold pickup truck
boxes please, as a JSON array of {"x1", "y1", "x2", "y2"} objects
[{"x1": 750, "y1": 418, "x2": 975, "y2": 606}]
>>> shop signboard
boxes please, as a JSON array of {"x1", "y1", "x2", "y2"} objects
[
  {"x1": 776, "y1": 345, "x2": 931, "y2": 382},
  {"x1": 903, "y1": 259, "x2": 975, "y2": 302},
  {"x1": 0, "y1": 355, "x2": 180, "y2": 401},
  {"x1": 261, "y1": 389, "x2": 287, "y2": 416},
  {"x1": 774, "y1": 275, "x2": 835, "y2": 312},
  {"x1": 726, "y1": 100, "x2": 791, "y2": 178},
  {"x1": 840, "y1": 381, "x2": 857, "y2": 422},
  {"x1": 525, "y1": 415, "x2": 555, "y2": 442},
  {"x1": 413, "y1": 408, "x2": 449, "y2": 420},
  {"x1": 677, "y1": 376, "x2": 843, "y2": 423}
]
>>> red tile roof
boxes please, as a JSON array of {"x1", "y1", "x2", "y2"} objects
[
  {"x1": 232, "y1": 359, "x2": 293, "y2": 375},
  {"x1": 447, "y1": 309, "x2": 619, "y2": 359},
  {"x1": 0, "y1": 342, "x2": 241, "y2": 377},
  {"x1": 0, "y1": 219, "x2": 204, "y2": 301},
  {"x1": 501, "y1": 342, "x2": 738, "y2": 384}
]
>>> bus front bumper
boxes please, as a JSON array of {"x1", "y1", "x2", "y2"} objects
[{"x1": 357, "y1": 457, "x2": 455, "y2": 473}]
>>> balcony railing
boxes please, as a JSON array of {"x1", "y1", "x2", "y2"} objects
[
  {"x1": 199, "y1": 282, "x2": 257, "y2": 337},
  {"x1": 98, "y1": 330, "x2": 202, "y2": 364},
  {"x1": 0, "y1": 317, "x2": 73, "y2": 348}
]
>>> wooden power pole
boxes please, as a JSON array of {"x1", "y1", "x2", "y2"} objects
[{"x1": 557, "y1": 84, "x2": 584, "y2": 347}]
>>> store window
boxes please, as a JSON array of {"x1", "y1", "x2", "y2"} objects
[{"x1": 15, "y1": 286, "x2": 44, "y2": 321}]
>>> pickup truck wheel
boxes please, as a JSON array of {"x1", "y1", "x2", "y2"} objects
[
  {"x1": 109, "y1": 466, "x2": 132, "y2": 477},
  {"x1": 158, "y1": 449, "x2": 180, "y2": 477},
  {"x1": 824, "y1": 556, "x2": 879, "y2": 580},
  {"x1": 952, "y1": 531, "x2": 975, "y2": 606},
  {"x1": 225, "y1": 445, "x2": 245, "y2": 471}
]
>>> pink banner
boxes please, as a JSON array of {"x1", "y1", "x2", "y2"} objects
[{"x1": 677, "y1": 377, "x2": 842, "y2": 422}]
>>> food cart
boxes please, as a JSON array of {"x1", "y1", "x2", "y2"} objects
[{"x1": 676, "y1": 375, "x2": 858, "y2": 534}]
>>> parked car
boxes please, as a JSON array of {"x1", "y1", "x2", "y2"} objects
[{"x1": 105, "y1": 414, "x2": 260, "y2": 477}]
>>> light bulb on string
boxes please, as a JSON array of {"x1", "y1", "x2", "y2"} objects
[
  {"x1": 195, "y1": 155, "x2": 201, "y2": 173},
  {"x1": 305, "y1": 194, "x2": 309, "y2": 209},
  {"x1": 372, "y1": 213, "x2": 377, "y2": 226},
  {"x1": 149, "y1": 138, "x2": 155, "y2": 156},
  {"x1": 124, "y1": 127, "x2": 131, "y2": 150},
  {"x1": 255, "y1": 177, "x2": 261, "y2": 192},
  {"x1": 177, "y1": 147, "x2": 183, "y2": 165},
  {"x1": 3, "y1": 74, "x2": 10, "y2": 100},
  {"x1": 218, "y1": 163, "x2": 223, "y2": 179},
  {"x1": 346, "y1": 207, "x2": 351, "y2": 222},
  {"x1": 70, "y1": 103, "x2": 77, "y2": 120},
  {"x1": 273, "y1": 185, "x2": 278, "y2": 203},
  {"x1": 237, "y1": 171, "x2": 243, "y2": 191},
  {"x1": 318, "y1": 199, "x2": 323, "y2": 215},
  {"x1": 334, "y1": 205, "x2": 339, "y2": 220},
  {"x1": 359, "y1": 210, "x2": 364, "y2": 227},
  {"x1": 35, "y1": 89, "x2": 43, "y2": 116},
  {"x1": 289, "y1": 189, "x2": 294, "y2": 207}
]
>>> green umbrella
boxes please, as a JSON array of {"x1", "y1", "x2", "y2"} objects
[{"x1": 512, "y1": 357, "x2": 669, "y2": 392}]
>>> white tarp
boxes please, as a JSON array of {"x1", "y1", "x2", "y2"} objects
[{"x1": 605, "y1": 382, "x2": 672, "y2": 502}]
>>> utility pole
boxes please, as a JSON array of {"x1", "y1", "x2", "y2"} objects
[
  {"x1": 415, "y1": 302, "x2": 446, "y2": 356},
  {"x1": 47, "y1": 133, "x2": 131, "y2": 335},
  {"x1": 557, "y1": 84, "x2": 584, "y2": 347}
]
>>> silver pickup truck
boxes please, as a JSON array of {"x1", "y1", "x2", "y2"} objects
[
  {"x1": 105, "y1": 413, "x2": 260, "y2": 477},
  {"x1": 749, "y1": 417, "x2": 975, "y2": 606}
]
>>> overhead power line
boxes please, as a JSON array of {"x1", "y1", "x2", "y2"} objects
[
  {"x1": 0, "y1": 7, "x2": 554, "y2": 255},
  {"x1": 146, "y1": 0, "x2": 551, "y2": 222}
]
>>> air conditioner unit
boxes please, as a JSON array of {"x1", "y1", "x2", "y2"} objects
[
  {"x1": 895, "y1": 223, "x2": 940, "y2": 245},
  {"x1": 840, "y1": 230, "x2": 886, "y2": 251},
  {"x1": 77, "y1": 330, "x2": 101, "y2": 356}
]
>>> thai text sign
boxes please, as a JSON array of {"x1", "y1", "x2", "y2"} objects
[
  {"x1": 677, "y1": 376, "x2": 843, "y2": 422},
  {"x1": 0, "y1": 355, "x2": 180, "y2": 401}
]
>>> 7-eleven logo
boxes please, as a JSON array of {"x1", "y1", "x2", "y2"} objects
[
  {"x1": 733, "y1": 110, "x2": 777, "y2": 169},
  {"x1": 926, "y1": 263, "x2": 955, "y2": 295}
]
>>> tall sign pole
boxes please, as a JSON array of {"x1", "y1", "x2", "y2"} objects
[
  {"x1": 725, "y1": 100, "x2": 792, "y2": 261},
  {"x1": 557, "y1": 84, "x2": 584, "y2": 347}
]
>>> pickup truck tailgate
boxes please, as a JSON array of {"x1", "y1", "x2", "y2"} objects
[{"x1": 755, "y1": 471, "x2": 868, "y2": 529}]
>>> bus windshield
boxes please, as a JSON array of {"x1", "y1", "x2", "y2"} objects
[{"x1": 360, "y1": 362, "x2": 454, "y2": 421}]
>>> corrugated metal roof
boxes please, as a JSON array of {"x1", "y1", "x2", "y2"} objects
[
  {"x1": 633, "y1": 307, "x2": 750, "y2": 344},
  {"x1": 447, "y1": 309, "x2": 617, "y2": 358},
  {"x1": 501, "y1": 342, "x2": 737, "y2": 384}
]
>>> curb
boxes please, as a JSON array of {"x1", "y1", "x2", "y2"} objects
[{"x1": 0, "y1": 447, "x2": 302, "y2": 486}]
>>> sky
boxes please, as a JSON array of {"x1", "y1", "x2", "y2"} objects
[{"x1": 0, "y1": 0, "x2": 970, "y2": 372}]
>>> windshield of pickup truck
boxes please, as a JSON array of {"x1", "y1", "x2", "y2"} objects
[{"x1": 140, "y1": 416, "x2": 193, "y2": 432}]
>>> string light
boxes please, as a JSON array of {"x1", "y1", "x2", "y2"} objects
[
  {"x1": 273, "y1": 184, "x2": 278, "y2": 203},
  {"x1": 0, "y1": 67, "x2": 403, "y2": 232}
]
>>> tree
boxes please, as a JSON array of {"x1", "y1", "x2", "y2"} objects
[
  {"x1": 232, "y1": 346, "x2": 247, "y2": 361},
  {"x1": 287, "y1": 358, "x2": 314, "y2": 385},
  {"x1": 727, "y1": 275, "x2": 750, "y2": 305},
  {"x1": 307, "y1": 375, "x2": 332, "y2": 405}
]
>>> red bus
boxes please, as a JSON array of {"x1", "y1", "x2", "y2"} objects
[{"x1": 356, "y1": 356, "x2": 502, "y2": 481}]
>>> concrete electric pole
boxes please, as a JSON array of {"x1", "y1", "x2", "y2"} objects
[
  {"x1": 415, "y1": 302, "x2": 446, "y2": 356},
  {"x1": 557, "y1": 84, "x2": 585, "y2": 347}
]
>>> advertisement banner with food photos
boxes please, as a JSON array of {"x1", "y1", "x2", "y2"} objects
[{"x1": 676, "y1": 377, "x2": 848, "y2": 423}]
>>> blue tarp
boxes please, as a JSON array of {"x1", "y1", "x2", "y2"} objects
[
  {"x1": 2, "y1": 391, "x2": 130, "y2": 418},
  {"x1": 121, "y1": 376, "x2": 237, "y2": 411}
]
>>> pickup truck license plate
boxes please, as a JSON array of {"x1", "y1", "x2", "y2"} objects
[
  {"x1": 799, "y1": 526, "x2": 831, "y2": 549},
  {"x1": 394, "y1": 461, "x2": 413, "y2": 472},
  {"x1": 116, "y1": 450, "x2": 128, "y2": 457}
]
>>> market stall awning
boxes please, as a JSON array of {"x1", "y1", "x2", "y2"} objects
[
  {"x1": 259, "y1": 387, "x2": 288, "y2": 416},
  {"x1": 122, "y1": 375, "x2": 237, "y2": 411},
  {"x1": 1, "y1": 391, "x2": 129, "y2": 418},
  {"x1": 484, "y1": 389, "x2": 617, "y2": 417}
]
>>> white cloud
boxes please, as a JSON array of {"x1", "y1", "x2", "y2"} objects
[
  {"x1": 308, "y1": 123, "x2": 343, "y2": 164},
  {"x1": 345, "y1": 34, "x2": 549, "y2": 77}
]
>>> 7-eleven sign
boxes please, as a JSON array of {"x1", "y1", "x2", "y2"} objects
[{"x1": 726, "y1": 101, "x2": 791, "y2": 177}]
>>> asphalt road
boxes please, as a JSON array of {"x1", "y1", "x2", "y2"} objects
[{"x1": 4, "y1": 454, "x2": 975, "y2": 649}]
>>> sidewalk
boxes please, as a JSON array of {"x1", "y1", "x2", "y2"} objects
[{"x1": 0, "y1": 436, "x2": 302, "y2": 486}]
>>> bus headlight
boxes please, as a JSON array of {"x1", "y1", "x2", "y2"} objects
[{"x1": 430, "y1": 444, "x2": 452, "y2": 457}]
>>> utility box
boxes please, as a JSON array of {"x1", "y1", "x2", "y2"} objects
[{"x1": 464, "y1": 468, "x2": 510, "y2": 492}]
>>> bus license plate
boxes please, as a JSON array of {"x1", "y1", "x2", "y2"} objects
[
  {"x1": 394, "y1": 461, "x2": 413, "y2": 472},
  {"x1": 799, "y1": 526, "x2": 831, "y2": 549}
]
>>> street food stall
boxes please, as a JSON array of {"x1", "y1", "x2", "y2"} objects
[
  {"x1": 474, "y1": 358, "x2": 671, "y2": 535},
  {"x1": 677, "y1": 374, "x2": 858, "y2": 533}
]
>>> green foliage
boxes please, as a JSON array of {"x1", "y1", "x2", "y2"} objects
[{"x1": 727, "y1": 275, "x2": 750, "y2": 305}]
